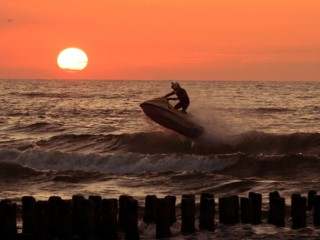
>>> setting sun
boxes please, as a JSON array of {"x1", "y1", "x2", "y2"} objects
[{"x1": 57, "y1": 48, "x2": 88, "y2": 72}]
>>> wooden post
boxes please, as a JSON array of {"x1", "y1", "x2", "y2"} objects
[
  {"x1": 268, "y1": 191, "x2": 286, "y2": 226},
  {"x1": 181, "y1": 194, "x2": 196, "y2": 234},
  {"x1": 249, "y1": 192, "x2": 262, "y2": 224},
  {"x1": 268, "y1": 191, "x2": 280, "y2": 224},
  {"x1": 313, "y1": 195, "x2": 320, "y2": 227},
  {"x1": 219, "y1": 197, "x2": 226, "y2": 224},
  {"x1": 82, "y1": 199, "x2": 96, "y2": 240},
  {"x1": 89, "y1": 195, "x2": 102, "y2": 237},
  {"x1": 125, "y1": 198, "x2": 139, "y2": 240},
  {"x1": 156, "y1": 198, "x2": 171, "y2": 239},
  {"x1": 307, "y1": 190, "x2": 317, "y2": 211},
  {"x1": 22, "y1": 196, "x2": 36, "y2": 235},
  {"x1": 291, "y1": 194, "x2": 301, "y2": 217},
  {"x1": 119, "y1": 195, "x2": 133, "y2": 229},
  {"x1": 240, "y1": 197, "x2": 252, "y2": 224},
  {"x1": 144, "y1": 195, "x2": 157, "y2": 224},
  {"x1": 101, "y1": 199, "x2": 118, "y2": 240},
  {"x1": 0, "y1": 200, "x2": 17, "y2": 239},
  {"x1": 35, "y1": 200, "x2": 49, "y2": 238},
  {"x1": 48, "y1": 196, "x2": 62, "y2": 237},
  {"x1": 60, "y1": 200, "x2": 73, "y2": 239},
  {"x1": 272, "y1": 197, "x2": 285, "y2": 227},
  {"x1": 72, "y1": 195, "x2": 85, "y2": 237},
  {"x1": 165, "y1": 195, "x2": 176, "y2": 226},
  {"x1": 199, "y1": 193, "x2": 214, "y2": 231},
  {"x1": 291, "y1": 195, "x2": 307, "y2": 229},
  {"x1": 219, "y1": 195, "x2": 239, "y2": 224}
]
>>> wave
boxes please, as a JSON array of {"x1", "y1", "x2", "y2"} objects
[
  {"x1": 0, "y1": 148, "x2": 236, "y2": 174},
  {"x1": 213, "y1": 106, "x2": 295, "y2": 114},
  {"x1": 10, "y1": 92, "x2": 71, "y2": 99},
  {"x1": 9, "y1": 122, "x2": 65, "y2": 133},
  {"x1": 254, "y1": 107, "x2": 294, "y2": 113},
  {"x1": 233, "y1": 131, "x2": 320, "y2": 155},
  {"x1": 0, "y1": 148, "x2": 319, "y2": 180},
  {"x1": 9, "y1": 91, "x2": 114, "y2": 100},
  {"x1": 41, "y1": 131, "x2": 320, "y2": 155},
  {"x1": 3, "y1": 130, "x2": 319, "y2": 156},
  {"x1": 217, "y1": 153, "x2": 320, "y2": 179},
  {"x1": 0, "y1": 162, "x2": 41, "y2": 179}
]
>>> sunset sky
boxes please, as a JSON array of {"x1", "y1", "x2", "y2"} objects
[{"x1": 1, "y1": 0, "x2": 319, "y2": 81}]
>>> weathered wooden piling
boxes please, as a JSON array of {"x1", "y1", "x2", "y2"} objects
[
  {"x1": 313, "y1": 195, "x2": 320, "y2": 227},
  {"x1": 118, "y1": 195, "x2": 139, "y2": 239},
  {"x1": 274, "y1": 197, "x2": 285, "y2": 227},
  {"x1": 199, "y1": 193, "x2": 215, "y2": 231},
  {"x1": 48, "y1": 196, "x2": 63, "y2": 237},
  {"x1": 60, "y1": 200, "x2": 73, "y2": 239},
  {"x1": 249, "y1": 192, "x2": 262, "y2": 224},
  {"x1": 143, "y1": 195, "x2": 157, "y2": 224},
  {"x1": 22, "y1": 196, "x2": 36, "y2": 235},
  {"x1": 72, "y1": 196, "x2": 96, "y2": 239},
  {"x1": 72, "y1": 195, "x2": 85, "y2": 236},
  {"x1": 81, "y1": 199, "x2": 96, "y2": 240},
  {"x1": 181, "y1": 194, "x2": 196, "y2": 234},
  {"x1": 291, "y1": 194, "x2": 301, "y2": 217},
  {"x1": 125, "y1": 198, "x2": 139, "y2": 240},
  {"x1": 219, "y1": 195, "x2": 239, "y2": 224},
  {"x1": 83, "y1": 199, "x2": 96, "y2": 239},
  {"x1": 119, "y1": 195, "x2": 133, "y2": 229},
  {"x1": 291, "y1": 194, "x2": 307, "y2": 229},
  {"x1": 101, "y1": 198, "x2": 118, "y2": 240},
  {"x1": 0, "y1": 200, "x2": 17, "y2": 239},
  {"x1": 307, "y1": 190, "x2": 317, "y2": 211},
  {"x1": 89, "y1": 195, "x2": 102, "y2": 236},
  {"x1": 156, "y1": 197, "x2": 171, "y2": 239},
  {"x1": 35, "y1": 200, "x2": 49, "y2": 238},
  {"x1": 268, "y1": 192, "x2": 285, "y2": 227},
  {"x1": 268, "y1": 191, "x2": 279, "y2": 224},
  {"x1": 240, "y1": 197, "x2": 252, "y2": 224},
  {"x1": 165, "y1": 195, "x2": 176, "y2": 226}
]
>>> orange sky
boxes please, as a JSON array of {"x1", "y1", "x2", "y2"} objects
[{"x1": 1, "y1": 0, "x2": 319, "y2": 81}]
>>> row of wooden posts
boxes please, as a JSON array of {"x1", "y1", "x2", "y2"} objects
[{"x1": 0, "y1": 190, "x2": 320, "y2": 239}]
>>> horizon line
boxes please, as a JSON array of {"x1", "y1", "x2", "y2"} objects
[{"x1": 0, "y1": 79, "x2": 318, "y2": 83}]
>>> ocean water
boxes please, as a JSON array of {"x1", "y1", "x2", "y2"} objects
[{"x1": 0, "y1": 79, "x2": 320, "y2": 239}]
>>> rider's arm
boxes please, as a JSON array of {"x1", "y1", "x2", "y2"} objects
[{"x1": 164, "y1": 91, "x2": 175, "y2": 98}]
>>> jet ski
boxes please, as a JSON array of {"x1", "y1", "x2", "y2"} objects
[{"x1": 140, "y1": 97, "x2": 204, "y2": 138}]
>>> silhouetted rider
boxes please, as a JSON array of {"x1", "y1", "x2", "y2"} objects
[{"x1": 164, "y1": 82, "x2": 190, "y2": 113}]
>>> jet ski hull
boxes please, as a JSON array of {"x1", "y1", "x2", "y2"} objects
[{"x1": 140, "y1": 98, "x2": 204, "y2": 138}]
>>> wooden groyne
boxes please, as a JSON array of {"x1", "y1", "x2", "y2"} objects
[{"x1": 0, "y1": 190, "x2": 320, "y2": 239}]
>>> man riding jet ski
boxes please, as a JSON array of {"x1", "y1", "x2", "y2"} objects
[{"x1": 164, "y1": 82, "x2": 190, "y2": 113}]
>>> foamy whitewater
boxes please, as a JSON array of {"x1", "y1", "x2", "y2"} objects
[{"x1": 1, "y1": 79, "x2": 320, "y2": 239}]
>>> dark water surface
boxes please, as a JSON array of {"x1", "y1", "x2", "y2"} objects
[{"x1": 1, "y1": 79, "x2": 320, "y2": 238}]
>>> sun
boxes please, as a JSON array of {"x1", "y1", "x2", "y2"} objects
[{"x1": 57, "y1": 48, "x2": 88, "y2": 72}]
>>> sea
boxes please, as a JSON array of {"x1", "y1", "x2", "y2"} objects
[{"x1": 0, "y1": 79, "x2": 320, "y2": 239}]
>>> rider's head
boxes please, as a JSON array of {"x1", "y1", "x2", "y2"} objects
[{"x1": 171, "y1": 82, "x2": 180, "y2": 91}]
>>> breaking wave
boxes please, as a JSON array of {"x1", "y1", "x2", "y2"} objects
[
  {"x1": 29, "y1": 131, "x2": 320, "y2": 155},
  {"x1": 1, "y1": 130, "x2": 320, "y2": 155},
  {"x1": 0, "y1": 145, "x2": 319, "y2": 180},
  {"x1": 1, "y1": 130, "x2": 319, "y2": 180}
]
